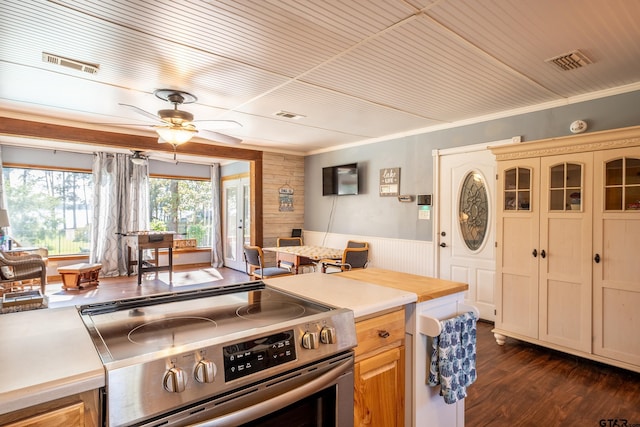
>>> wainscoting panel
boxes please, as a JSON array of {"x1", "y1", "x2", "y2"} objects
[{"x1": 303, "y1": 231, "x2": 435, "y2": 277}]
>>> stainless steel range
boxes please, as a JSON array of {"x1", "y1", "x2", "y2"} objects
[{"x1": 77, "y1": 281, "x2": 357, "y2": 427}]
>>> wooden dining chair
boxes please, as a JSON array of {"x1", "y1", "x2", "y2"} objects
[
  {"x1": 243, "y1": 245, "x2": 293, "y2": 280},
  {"x1": 321, "y1": 241, "x2": 369, "y2": 273}
]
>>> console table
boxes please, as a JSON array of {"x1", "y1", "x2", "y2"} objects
[{"x1": 125, "y1": 232, "x2": 174, "y2": 285}]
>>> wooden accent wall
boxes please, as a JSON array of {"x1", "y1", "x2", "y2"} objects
[{"x1": 261, "y1": 152, "x2": 304, "y2": 262}]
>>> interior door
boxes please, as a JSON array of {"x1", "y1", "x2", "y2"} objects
[
  {"x1": 437, "y1": 147, "x2": 497, "y2": 321},
  {"x1": 223, "y1": 176, "x2": 250, "y2": 271}
]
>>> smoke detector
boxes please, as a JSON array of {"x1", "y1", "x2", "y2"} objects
[{"x1": 545, "y1": 50, "x2": 592, "y2": 71}]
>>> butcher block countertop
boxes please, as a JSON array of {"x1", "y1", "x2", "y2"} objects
[
  {"x1": 0, "y1": 306, "x2": 105, "y2": 415},
  {"x1": 339, "y1": 268, "x2": 468, "y2": 303}
]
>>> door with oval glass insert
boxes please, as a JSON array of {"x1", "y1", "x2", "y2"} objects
[{"x1": 438, "y1": 147, "x2": 496, "y2": 321}]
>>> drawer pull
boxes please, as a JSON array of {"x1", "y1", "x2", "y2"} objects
[{"x1": 378, "y1": 330, "x2": 390, "y2": 338}]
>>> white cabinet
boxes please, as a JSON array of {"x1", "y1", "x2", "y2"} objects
[
  {"x1": 492, "y1": 126, "x2": 640, "y2": 372},
  {"x1": 593, "y1": 147, "x2": 640, "y2": 367}
]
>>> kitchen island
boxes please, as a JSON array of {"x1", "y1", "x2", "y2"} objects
[
  {"x1": 1, "y1": 268, "x2": 469, "y2": 427},
  {"x1": 266, "y1": 268, "x2": 471, "y2": 427}
]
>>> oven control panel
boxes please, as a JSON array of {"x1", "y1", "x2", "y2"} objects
[{"x1": 223, "y1": 330, "x2": 297, "y2": 382}]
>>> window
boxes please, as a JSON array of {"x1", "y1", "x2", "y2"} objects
[
  {"x1": 149, "y1": 177, "x2": 212, "y2": 247},
  {"x1": 3, "y1": 167, "x2": 93, "y2": 255},
  {"x1": 3, "y1": 166, "x2": 213, "y2": 254},
  {"x1": 459, "y1": 171, "x2": 489, "y2": 251}
]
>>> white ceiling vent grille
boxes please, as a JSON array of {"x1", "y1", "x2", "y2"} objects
[
  {"x1": 274, "y1": 110, "x2": 305, "y2": 119},
  {"x1": 42, "y1": 52, "x2": 99, "y2": 74},
  {"x1": 545, "y1": 50, "x2": 593, "y2": 71}
]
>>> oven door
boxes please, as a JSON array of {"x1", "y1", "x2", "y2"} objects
[{"x1": 138, "y1": 352, "x2": 354, "y2": 427}]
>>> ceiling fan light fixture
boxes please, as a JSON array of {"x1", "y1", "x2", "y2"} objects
[
  {"x1": 155, "y1": 126, "x2": 197, "y2": 145},
  {"x1": 130, "y1": 151, "x2": 146, "y2": 165}
]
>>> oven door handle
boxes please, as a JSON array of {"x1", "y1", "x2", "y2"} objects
[{"x1": 191, "y1": 358, "x2": 352, "y2": 427}]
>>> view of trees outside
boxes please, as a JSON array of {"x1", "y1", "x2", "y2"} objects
[
  {"x1": 3, "y1": 167, "x2": 213, "y2": 255},
  {"x1": 149, "y1": 177, "x2": 212, "y2": 246},
  {"x1": 3, "y1": 168, "x2": 93, "y2": 255}
]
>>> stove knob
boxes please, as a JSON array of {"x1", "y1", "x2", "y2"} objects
[
  {"x1": 302, "y1": 331, "x2": 319, "y2": 349},
  {"x1": 320, "y1": 326, "x2": 336, "y2": 344},
  {"x1": 163, "y1": 367, "x2": 187, "y2": 393},
  {"x1": 194, "y1": 359, "x2": 216, "y2": 384}
]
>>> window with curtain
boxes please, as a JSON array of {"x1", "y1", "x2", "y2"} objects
[{"x1": 3, "y1": 167, "x2": 214, "y2": 254}]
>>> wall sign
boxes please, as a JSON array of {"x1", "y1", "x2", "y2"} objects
[
  {"x1": 379, "y1": 167, "x2": 400, "y2": 197},
  {"x1": 279, "y1": 185, "x2": 294, "y2": 211}
]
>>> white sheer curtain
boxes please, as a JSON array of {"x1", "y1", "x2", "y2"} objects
[
  {"x1": 0, "y1": 146, "x2": 6, "y2": 210},
  {"x1": 90, "y1": 153, "x2": 149, "y2": 276},
  {"x1": 210, "y1": 164, "x2": 224, "y2": 267}
]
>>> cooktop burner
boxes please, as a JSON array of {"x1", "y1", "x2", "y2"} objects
[
  {"x1": 78, "y1": 281, "x2": 335, "y2": 364},
  {"x1": 128, "y1": 316, "x2": 218, "y2": 346},
  {"x1": 236, "y1": 301, "x2": 306, "y2": 321}
]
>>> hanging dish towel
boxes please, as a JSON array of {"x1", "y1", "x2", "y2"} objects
[{"x1": 427, "y1": 311, "x2": 478, "y2": 404}]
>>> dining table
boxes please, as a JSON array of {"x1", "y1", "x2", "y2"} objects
[{"x1": 262, "y1": 245, "x2": 343, "y2": 274}]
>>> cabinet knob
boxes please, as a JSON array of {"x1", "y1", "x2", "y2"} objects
[
  {"x1": 532, "y1": 249, "x2": 538, "y2": 257},
  {"x1": 594, "y1": 253, "x2": 601, "y2": 263},
  {"x1": 378, "y1": 330, "x2": 390, "y2": 338},
  {"x1": 540, "y1": 249, "x2": 546, "y2": 259}
]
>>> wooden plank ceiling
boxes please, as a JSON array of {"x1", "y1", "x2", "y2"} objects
[{"x1": 1, "y1": 0, "x2": 639, "y2": 156}]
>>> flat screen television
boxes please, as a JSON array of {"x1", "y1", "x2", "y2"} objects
[{"x1": 322, "y1": 163, "x2": 358, "y2": 196}]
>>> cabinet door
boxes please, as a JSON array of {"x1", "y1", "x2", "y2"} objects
[
  {"x1": 354, "y1": 347, "x2": 404, "y2": 427},
  {"x1": 495, "y1": 158, "x2": 540, "y2": 339},
  {"x1": 593, "y1": 147, "x2": 640, "y2": 366},
  {"x1": 538, "y1": 153, "x2": 593, "y2": 352}
]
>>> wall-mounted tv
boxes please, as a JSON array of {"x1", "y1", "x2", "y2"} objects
[{"x1": 322, "y1": 163, "x2": 359, "y2": 196}]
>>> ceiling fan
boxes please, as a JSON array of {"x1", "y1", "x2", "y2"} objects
[
  {"x1": 130, "y1": 150, "x2": 147, "y2": 165},
  {"x1": 118, "y1": 89, "x2": 243, "y2": 149}
]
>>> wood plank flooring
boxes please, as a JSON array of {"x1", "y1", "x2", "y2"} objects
[
  {"x1": 466, "y1": 321, "x2": 640, "y2": 427},
  {"x1": 42, "y1": 270, "x2": 640, "y2": 426}
]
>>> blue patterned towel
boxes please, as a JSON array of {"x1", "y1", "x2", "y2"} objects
[{"x1": 427, "y1": 311, "x2": 478, "y2": 404}]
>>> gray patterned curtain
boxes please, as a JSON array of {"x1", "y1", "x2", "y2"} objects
[
  {"x1": 90, "y1": 153, "x2": 149, "y2": 276},
  {"x1": 210, "y1": 164, "x2": 223, "y2": 267},
  {"x1": 0, "y1": 146, "x2": 6, "y2": 210}
]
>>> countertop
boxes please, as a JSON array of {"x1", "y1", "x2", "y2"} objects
[
  {"x1": 339, "y1": 268, "x2": 468, "y2": 303},
  {"x1": 0, "y1": 306, "x2": 105, "y2": 415},
  {"x1": 0, "y1": 268, "x2": 463, "y2": 416},
  {"x1": 265, "y1": 272, "x2": 417, "y2": 319}
]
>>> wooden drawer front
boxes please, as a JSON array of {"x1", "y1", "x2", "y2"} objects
[
  {"x1": 5, "y1": 402, "x2": 85, "y2": 427},
  {"x1": 355, "y1": 308, "x2": 405, "y2": 357}
]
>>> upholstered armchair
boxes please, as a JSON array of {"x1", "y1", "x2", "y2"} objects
[{"x1": 0, "y1": 252, "x2": 47, "y2": 294}]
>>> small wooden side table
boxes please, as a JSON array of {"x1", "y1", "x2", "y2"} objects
[{"x1": 58, "y1": 263, "x2": 102, "y2": 290}]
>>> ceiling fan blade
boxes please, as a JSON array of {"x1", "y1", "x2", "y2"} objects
[
  {"x1": 193, "y1": 120, "x2": 243, "y2": 130},
  {"x1": 119, "y1": 103, "x2": 164, "y2": 123},
  {"x1": 199, "y1": 129, "x2": 243, "y2": 145}
]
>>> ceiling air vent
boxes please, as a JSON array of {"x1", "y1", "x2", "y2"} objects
[
  {"x1": 545, "y1": 50, "x2": 592, "y2": 71},
  {"x1": 274, "y1": 110, "x2": 305, "y2": 120},
  {"x1": 42, "y1": 52, "x2": 99, "y2": 75}
]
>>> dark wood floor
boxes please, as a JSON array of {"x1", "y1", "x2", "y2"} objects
[
  {"x1": 466, "y1": 321, "x2": 640, "y2": 427},
  {"x1": 43, "y1": 269, "x2": 640, "y2": 426}
]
